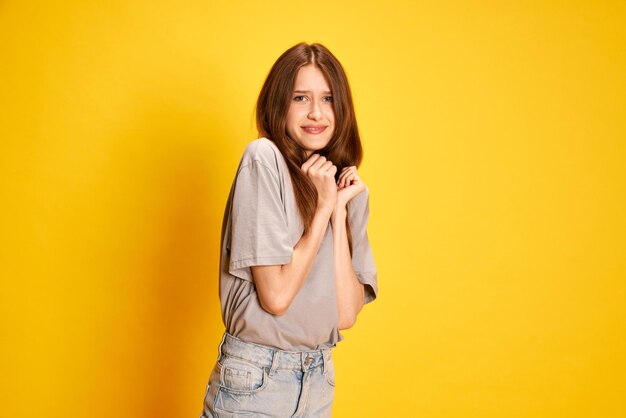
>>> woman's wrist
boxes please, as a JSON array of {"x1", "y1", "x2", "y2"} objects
[
  {"x1": 316, "y1": 200, "x2": 336, "y2": 219},
  {"x1": 331, "y1": 203, "x2": 347, "y2": 224}
]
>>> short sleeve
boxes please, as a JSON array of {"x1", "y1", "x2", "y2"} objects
[
  {"x1": 227, "y1": 160, "x2": 293, "y2": 282},
  {"x1": 348, "y1": 186, "x2": 378, "y2": 304}
]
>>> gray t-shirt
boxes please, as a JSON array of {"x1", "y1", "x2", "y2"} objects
[{"x1": 218, "y1": 137, "x2": 378, "y2": 351}]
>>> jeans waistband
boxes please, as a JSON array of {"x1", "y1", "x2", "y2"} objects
[{"x1": 217, "y1": 332, "x2": 332, "y2": 372}]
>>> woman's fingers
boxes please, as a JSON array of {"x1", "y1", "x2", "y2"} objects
[
  {"x1": 303, "y1": 158, "x2": 363, "y2": 203},
  {"x1": 321, "y1": 160, "x2": 334, "y2": 172},
  {"x1": 338, "y1": 166, "x2": 358, "y2": 188},
  {"x1": 300, "y1": 155, "x2": 338, "y2": 208},
  {"x1": 338, "y1": 172, "x2": 350, "y2": 188},
  {"x1": 338, "y1": 169, "x2": 349, "y2": 188},
  {"x1": 301, "y1": 153, "x2": 323, "y2": 172},
  {"x1": 310, "y1": 155, "x2": 328, "y2": 171},
  {"x1": 301, "y1": 154, "x2": 336, "y2": 177},
  {"x1": 341, "y1": 174, "x2": 359, "y2": 189}
]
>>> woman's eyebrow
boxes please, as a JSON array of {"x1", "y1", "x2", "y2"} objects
[{"x1": 293, "y1": 90, "x2": 332, "y2": 94}]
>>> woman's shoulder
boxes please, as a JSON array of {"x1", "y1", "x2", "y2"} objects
[{"x1": 240, "y1": 137, "x2": 283, "y2": 170}]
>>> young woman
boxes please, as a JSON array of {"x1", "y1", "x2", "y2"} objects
[{"x1": 200, "y1": 42, "x2": 378, "y2": 418}]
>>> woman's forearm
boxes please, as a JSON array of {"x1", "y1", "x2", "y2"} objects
[
  {"x1": 331, "y1": 206, "x2": 365, "y2": 329},
  {"x1": 252, "y1": 202, "x2": 334, "y2": 315},
  {"x1": 280, "y1": 203, "x2": 334, "y2": 293}
]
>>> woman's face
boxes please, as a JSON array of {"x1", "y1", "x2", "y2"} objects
[{"x1": 285, "y1": 64, "x2": 335, "y2": 158}]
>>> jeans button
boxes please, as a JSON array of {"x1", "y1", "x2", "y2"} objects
[{"x1": 305, "y1": 356, "x2": 312, "y2": 366}]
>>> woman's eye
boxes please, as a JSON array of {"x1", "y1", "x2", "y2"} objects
[{"x1": 293, "y1": 95, "x2": 333, "y2": 102}]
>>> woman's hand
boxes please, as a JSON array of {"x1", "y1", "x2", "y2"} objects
[
  {"x1": 336, "y1": 165, "x2": 366, "y2": 209},
  {"x1": 301, "y1": 154, "x2": 338, "y2": 212}
]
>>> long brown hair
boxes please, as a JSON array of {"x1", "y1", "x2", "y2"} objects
[{"x1": 255, "y1": 42, "x2": 363, "y2": 255}]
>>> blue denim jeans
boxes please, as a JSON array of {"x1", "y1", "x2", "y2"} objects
[{"x1": 199, "y1": 332, "x2": 335, "y2": 417}]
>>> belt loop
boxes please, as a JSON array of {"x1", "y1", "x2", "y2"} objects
[
  {"x1": 216, "y1": 331, "x2": 228, "y2": 361},
  {"x1": 322, "y1": 348, "x2": 331, "y2": 376},
  {"x1": 268, "y1": 349, "x2": 280, "y2": 377}
]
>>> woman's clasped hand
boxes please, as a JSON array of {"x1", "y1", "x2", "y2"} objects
[{"x1": 301, "y1": 153, "x2": 366, "y2": 211}]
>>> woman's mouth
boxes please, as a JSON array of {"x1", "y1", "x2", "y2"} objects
[{"x1": 302, "y1": 126, "x2": 327, "y2": 134}]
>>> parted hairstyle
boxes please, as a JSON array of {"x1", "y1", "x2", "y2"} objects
[{"x1": 255, "y1": 42, "x2": 364, "y2": 254}]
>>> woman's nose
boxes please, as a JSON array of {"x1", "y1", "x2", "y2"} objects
[{"x1": 308, "y1": 100, "x2": 322, "y2": 120}]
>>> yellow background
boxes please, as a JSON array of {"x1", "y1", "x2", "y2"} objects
[{"x1": 1, "y1": 1, "x2": 625, "y2": 417}]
